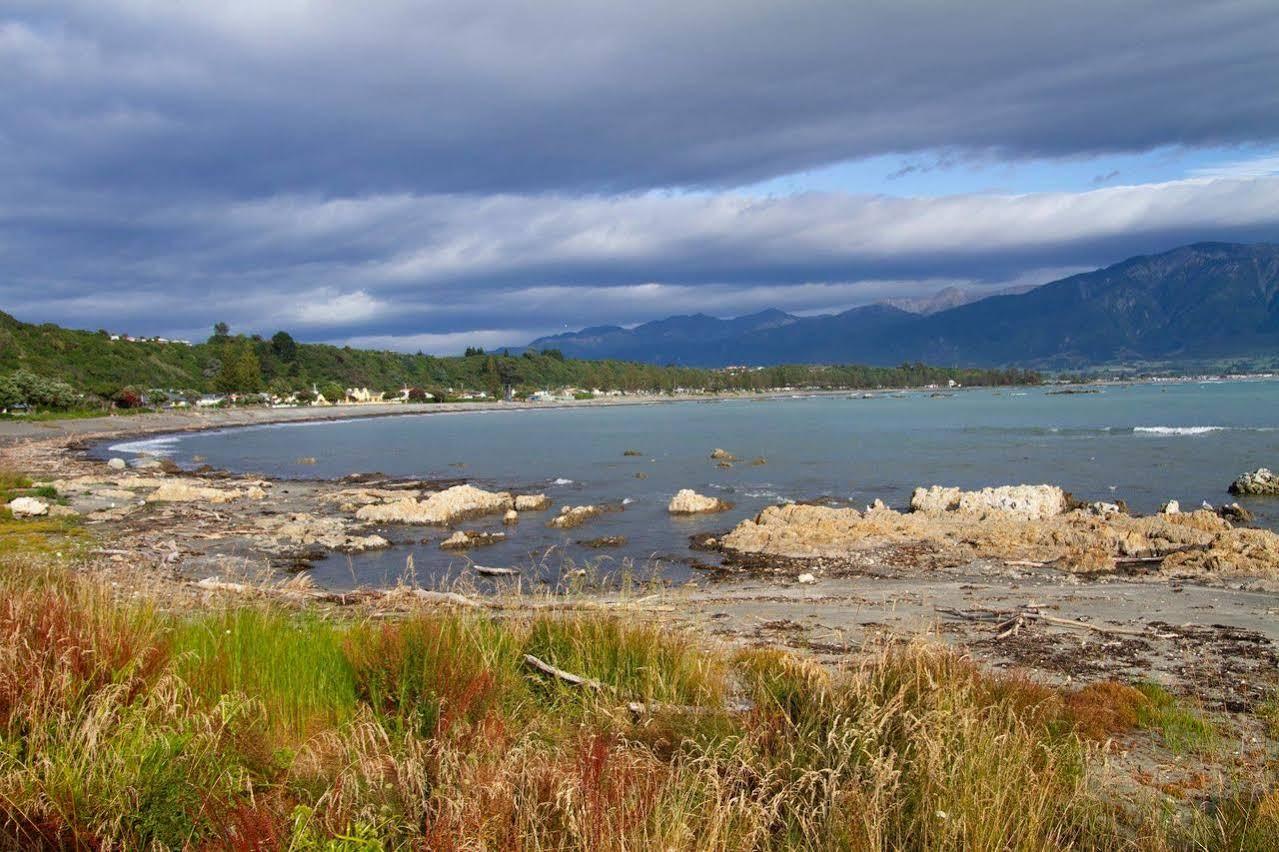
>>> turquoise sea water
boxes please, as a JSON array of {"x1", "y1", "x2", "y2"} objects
[{"x1": 103, "y1": 380, "x2": 1279, "y2": 589}]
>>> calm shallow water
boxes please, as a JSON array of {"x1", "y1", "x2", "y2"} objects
[{"x1": 102, "y1": 381, "x2": 1279, "y2": 589}]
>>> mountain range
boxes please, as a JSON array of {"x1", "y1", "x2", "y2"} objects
[{"x1": 527, "y1": 242, "x2": 1279, "y2": 368}]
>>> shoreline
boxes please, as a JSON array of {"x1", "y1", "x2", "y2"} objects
[
  {"x1": 0, "y1": 389, "x2": 865, "y2": 447},
  {"x1": 1, "y1": 405, "x2": 1278, "y2": 723},
  {"x1": 6, "y1": 372, "x2": 1275, "y2": 449}
]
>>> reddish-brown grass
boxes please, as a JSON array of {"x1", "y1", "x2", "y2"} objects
[{"x1": 1063, "y1": 680, "x2": 1151, "y2": 740}]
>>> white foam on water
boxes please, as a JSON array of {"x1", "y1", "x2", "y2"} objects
[
  {"x1": 107, "y1": 435, "x2": 182, "y2": 456},
  {"x1": 1133, "y1": 426, "x2": 1225, "y2": 436},
  {"x1": 551, "y1": 477, "x2": 574, "y2": 485}
]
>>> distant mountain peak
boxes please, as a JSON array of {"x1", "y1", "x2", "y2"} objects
[{"x1": 525, "y1": 242, "x2": 1279, "y2": 368}]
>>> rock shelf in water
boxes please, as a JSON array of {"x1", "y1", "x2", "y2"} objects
[{"x1": 722, "y1": 482, "x2": 1279, "y2": 577}]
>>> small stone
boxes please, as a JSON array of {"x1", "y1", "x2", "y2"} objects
[
  {"x1": 796, "y1": 573, "x2": 817, "y2": 584},
  {"x1": 503, "y1": 509, "x2": 519, "y2": 525},
  {"x1": 710, "y1": 448, "x2": 737, "y2": 462},
  {"x1": 107, "y1": 457, "x2": 127, "y2": 470},
  {"x1": 6, "y1": 497, "x2": 48, "y2": 518},
  {"x1": 1161, "y1": 499, "x2": 1180, "y2": 514},
  {"x1": 668, "y1": 489, "x2": 732, "y2": 514}
]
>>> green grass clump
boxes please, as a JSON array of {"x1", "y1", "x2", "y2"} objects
[
  {"x1": 172, "y1": 607, "x2": 359, "y2": 739},
  {"x1": 1134, "y1": 682, "x2": 1219, "y2": 754},
  {"x1": 525, "y1": 615, "x2": 727, "y2": 709},
  {"x1": 343, "y1": 613, "x2": 527, "y2": 738}
]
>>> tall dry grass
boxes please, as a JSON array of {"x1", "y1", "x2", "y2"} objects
[{"x1": 0, "y1": 511, "x2": 1275, "y2": 848}]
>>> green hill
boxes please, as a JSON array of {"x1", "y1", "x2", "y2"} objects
[{"x1": 0, "y1": 311, "x2": 1035, "y2": 408}]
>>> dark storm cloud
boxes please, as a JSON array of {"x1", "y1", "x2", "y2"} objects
[
  {"x1": 5, "y1": 0, "x2": 1279, "y2": 196},
  {"x1": 5, "y1": 177, "x2": 1279, "y2": 350},
  {"x1": 3, "y1": 2, "x2": 1279, "y2": 351}
]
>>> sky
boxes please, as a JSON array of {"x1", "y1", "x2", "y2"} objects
[{"x1": 4, "y1": 1, "x2": 1279, "y2": 353}]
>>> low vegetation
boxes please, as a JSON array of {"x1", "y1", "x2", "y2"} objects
[
  {"x1": 0, "y1": 483, "x2": 1275, "y2": 848},
  {"x1": 0, "y1": 310, "x2": 1038, "y2": 413}
]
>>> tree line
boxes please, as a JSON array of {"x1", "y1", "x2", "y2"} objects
[{"x1": 0, "y1": 313, "x2": 1040, "y2": 412}]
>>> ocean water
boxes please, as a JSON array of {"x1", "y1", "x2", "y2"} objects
[{"x1": 102, "y1": 380, "x2": 1279, "y2": 589}]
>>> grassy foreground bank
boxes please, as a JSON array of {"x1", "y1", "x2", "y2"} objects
[{"x1": 1, "y1": 506, "x2": 1276, "y2": 848}]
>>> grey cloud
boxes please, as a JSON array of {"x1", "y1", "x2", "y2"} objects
[
  {"x1": 5, "y1": 176, "x2": 1279, "y2": 351},
  {"x1": 4, "y1": 1, "x2": 1279, "y2": 197}
]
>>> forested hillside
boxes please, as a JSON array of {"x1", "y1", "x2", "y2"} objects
[{"x1": 0, "y1": 312, "x2": 1036, "y2": 408}]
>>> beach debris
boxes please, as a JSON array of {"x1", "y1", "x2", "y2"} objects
[
  {"x1": 6, "y1": 496, "x2": 49, "y2": 517},
  {"x1": 412, "y1": 589, "x2": 481, "y2": 607},
  {"x1": 710, "y1": 448, "x2": 737, "y2": 462},
  {"x1": 668, "y1": 489, "x2": 732, "y2": 514},
  {"x1": 196, "y1": 576, "x2": 249, "y2": 594},
  {"x1": 1229, "y1": 467, "x2": 1279, "y2": 496},
  {"x1": 355, "y1": 484, "x2": 513, "y2": 524},
  {"x1": 524, "y1": 654, "x2": 608, "y2": 691},
  {"x1": 548, "y1": 505, "x2": 602, "y2": 528},
  {"x1": 936, "y1": 604, "x2": 1148, "y2": 639},
  {"x1": 523, "y1": 654, "x2": 751, "y2": 719},
  {"x1": 474, "y1": 564, "x2": 520, "y2": 577}
]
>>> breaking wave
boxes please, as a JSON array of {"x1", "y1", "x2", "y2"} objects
[
  {"x1": 1132, "y1": 426, "x2": 1226, "y2": 436},
  {"x1": 106, "y1": 435, "x2": 182, "y2": 457}
]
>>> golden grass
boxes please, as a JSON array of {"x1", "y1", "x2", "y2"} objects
[{"x1": 0, "y1": 489, "x2": 1276, "y2": 848}]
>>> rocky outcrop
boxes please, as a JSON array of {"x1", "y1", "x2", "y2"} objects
[
  {"x1": 548, "y1": 505, "x2": 602, "y2": 529},
  {"x1": 720, "y1": 491, "x2": 1279, "y2": 578},
  {"x1": 6, "y1": 497, "x2": 48, "y2": 517},
  {"x1": 667, "y1": 489, "x2": 732, "y2": 514},
  {"x1": 910, "y1": 484, "x2": 1066, "y2": 520},
  {"x1": 254, "y1": 513, "x2": 390, "y2": 552},
  {"x1": 1229, "y1": 468, "x2": 1279, "y2": 496},
  {"x1": 1218, "y1": 503, "x2": 1254, "y2": 524},
  {"x1": 514, "y1": 494, "x2": 551, "y2": 512},
  {"x1": 503, "y1": 509, "x2": 519, "y2": 525},
  {"x1": 322, "y1": 487, "x2": 422, "y2": 513},
  {"x1": 710, "y1": 448, "x2": 736, "y2": 462},
  {"x1": 147, "y1": 481, "x2": 268, "y2": 504},
  {"x1": 354, "y1": 484, "x2": 512, "y2": 525}
]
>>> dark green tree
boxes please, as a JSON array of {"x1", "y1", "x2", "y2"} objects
[{"x1": 271, "y1": 331, "x2": 298, "y2": 362}]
